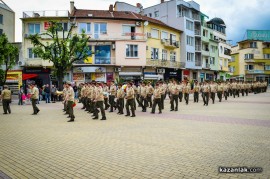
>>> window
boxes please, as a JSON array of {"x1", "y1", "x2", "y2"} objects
[
  {"x1": 78, "y1": 23, "x2": 91, "y2": 34},
  {"x1": 28, "y1": 23, "x2": 40, "y2": 35},
  {"x1": 154, "y1": 11, "x2": 159, "y2": 17},
  {"x1": 210, "y1": 57, "x2": 215, "y2": 65},
  {"x1": 244, "y1": 54, "x2": 254, "y2": 59},
  {"x1": 186, "y1": 36, "x2": 194, "y2": 46},
  {"x1": 264, "y1": 54, "x2": 270, "y2": 59},
  {"x1": 95, "y1": 23, "x2": 107, "y2": 34},
  {"x1": 186, "y1": 20, "x2": 193, "y2": 31},
  {"x1": 0, "y1": 14, "x2": 3, "y2": 24},
  {"x1": 265, "y1": 65, "x2": 270, "y2": 70},
  {"x1": 250, "y1": 42, "x2": 257, "y2": 48},
  {"x1": 230, "y1": 66, "x2": 235, "y2": 73},
  {"x1": 162, "y1": 50, "x2": 167, "y2": 61},
  {"x1": 149, "y1": 13, "x2": 152, "y2": 17},
  {"x1": 187, "y1": 52, "x2": 194, "y2": 62},
  {"x1": 151, "y1": 48, "x2": 159, "y2": 60},
  {"x1": 161, "y1": 31, "x2": 168, "y2": 40},
  {"x1": 151, "y1": 29, "x2": 159, "y2": 39},
  {"x1": 126, "y1": 45, "x2": 138, "y2": 57},
  {"x1": 220, "y1": 46, "x2": 223, "y2": 54},
  {"x1": 203, "y1": 29, "x2": 208, "y2": 37},
  {"x1": 211, "y1": 45, "x2": 216, "y2": 53},
  {"x1": 28, "y1": 48, "x2": 38, "y2": 58},
  {"x1": 245, "y1": 65, "x2": 254, "y2": 70},
  {"x1": 0, "y1": 29, "x2": 2, "y2": 35},
  {"x1": 57, "y1": 22, "x2": 68, "y2": 31},
  {"x1": 170, "y1": 52, "x2": 176, "y2": 61},
  {"x1": 230, "y1": 56, "x2": 235, "y2": 62},
  {"x1": 224, "y1": 48, "x2": 231, "y2": 55}
]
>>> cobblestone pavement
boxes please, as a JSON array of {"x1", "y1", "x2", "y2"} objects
[{"x1": 0, "y1": 91, "x2": 270, "y2": 179}]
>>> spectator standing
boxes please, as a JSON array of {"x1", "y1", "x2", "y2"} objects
[
  {"x1": 44, "y1": 84, "x2": 51, "y2": 103},
  {"x1": 51, "y1": 85, "x2": 57, "y2": 103},
  {"x1": 73, "y1": 82, "x2": 78, "y2": 99}
]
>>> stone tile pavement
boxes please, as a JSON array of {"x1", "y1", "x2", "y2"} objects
[{"x1": 0, "y1": 91, "x2": 270, "y2": 178}]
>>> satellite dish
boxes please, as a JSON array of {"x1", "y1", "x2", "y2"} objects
[{"x1": 144, "y1": 21, "x2": 149, "y2": 26}]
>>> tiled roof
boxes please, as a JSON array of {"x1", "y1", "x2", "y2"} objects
[{"x1": 71, "y1": 9, "x2": 181, "y2": 32}]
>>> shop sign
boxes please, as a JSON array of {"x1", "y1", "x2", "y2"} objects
[
  {"x1": 73, "y1": 67, "x2": 106, "y2": 73},
  {"x1": 73, "y1": 73, "x2": 85, "y2": 81}
]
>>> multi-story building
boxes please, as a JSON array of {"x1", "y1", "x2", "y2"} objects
[
  {"x1": 229, "y1": 37, "x2": 270, "y2": 83},
  {"x1": 115, "y1": 0, "x2": 202, "y2": 81},
  {"x1": 0, "y1": 0, "x2": 15, "y2": 42},
  {"x1": 21, "y1": 10, "x2": 69, "y2": 87}
]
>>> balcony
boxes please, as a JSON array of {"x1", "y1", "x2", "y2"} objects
[
  {"x1": 161, "y1": 39, "x2": 180, "y2": 48},
  {"x1": 146, "y1": 59, "x2": 182, "y2": 68},
  {"x1": 195, "y1": 45, "x2": 201, "y2": 52},
  {"x1": 192, "y1": 14, "x2": 201, "y2": 22},
  {"x1": 90, "y1": 32, "x2": 146, "y2": 41},
  {"x1": 202, "y1": 63, "x2": 210, "y2": 69},
  {"x1": 195, "y1": 59, "x2": 202, "y2": 67},
  {"x1": 202, "y1": 49, "x2": 210, "y2": 56},
  {"x1": 25, "y1": 58, "x2": 53, "y2": 67},
  {"x1": 245, "y1": 70, "x2": 265, "y2": 74},
  {"x1": 23, "y1": 10, "x2": 69, "y2": 18},
  {"x1": 195, "y1": 29, "x2": 201, "y2": 36}
]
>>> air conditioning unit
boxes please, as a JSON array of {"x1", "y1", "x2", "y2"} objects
[
  {"x1": 157, "y1": 68, "x2": 165, "y2": 74},
  {"x1": 112, "y1": 44, "x2": 115, "y2": 50},
  {"x1": 18, "y1": 60, "x2": 25, "y2": 66},
  {"x1": 135, "y1": 22, "x2": 141, "y2": 26},
  {"x1": 114, "y1": 67, "x2": 121, "y2": 72},
  {"x1": 147, "y1": 32, "x2": 152, "y2": 38},
  {"x1": 24, "y1": 34, "x2": 29, "y2": 38}
]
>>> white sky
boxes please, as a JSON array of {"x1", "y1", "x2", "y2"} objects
[{"x1": 4, "y1": 0, "x2": 270, "y2": 44}]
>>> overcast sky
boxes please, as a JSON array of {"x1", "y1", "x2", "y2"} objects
[{"x1": 4, "y1": 0, "x2": 270, "y2": 44}]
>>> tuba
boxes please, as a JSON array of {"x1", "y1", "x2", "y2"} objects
[{"x1": 56, "y1": 90, "x2": 63, "y2": 96}]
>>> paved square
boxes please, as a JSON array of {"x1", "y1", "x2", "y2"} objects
[{"x1": 0, "y1": 92, "x2": 270, "y2": 178}]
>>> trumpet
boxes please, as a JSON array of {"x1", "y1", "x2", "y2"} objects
[{"x1": 55, "y1": 90, "x2": 63, "y2": 96}]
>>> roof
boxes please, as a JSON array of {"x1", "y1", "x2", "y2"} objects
[
  {"x1": 71, "y1": 9, "x2": 182, "y2": 32},
  {"x1": 237, "y1": 39, "x2": 263, "y2": 44},
  {"x1": 0, "y1": 0, "x2": 14, "y2": 12},
  {"x1": 208, "y1": 17, "x2": 226, "y2": 27}
]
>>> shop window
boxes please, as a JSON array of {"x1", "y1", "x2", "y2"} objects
[{"x1": 95, "y1": 45, "x2": 111, "y2": 64}]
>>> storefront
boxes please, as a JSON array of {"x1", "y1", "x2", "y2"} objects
[
  {"x1": 72, "y1": 66, "x2": 113, "y2": 83},
  {"x1": 164, "y1": 68, "x2": 182, "y2": 81},
  {"x1": 118, "y1": 67, "x2": 142, "y2": 84},
  {"x1": 5, "y1": 70, "x2": 23, "y2": 94},
  {"x1": 23, "y1": 68, "x2": 51, "y2": 88}
]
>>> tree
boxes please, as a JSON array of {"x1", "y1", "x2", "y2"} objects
[
  {"x1": 0, "y1": 34, "x2": 19, "y2": 87},
  {"x1": 29, "y1": 21, "x2": 91, "y2": 90}
]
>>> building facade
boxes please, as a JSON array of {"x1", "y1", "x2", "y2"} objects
[
  {"x1": 229, "y1": 38, "x2": 270, "y2": 83},
  {"x1": 0, "y1": 0, "x2": 15, "y2": 42}
]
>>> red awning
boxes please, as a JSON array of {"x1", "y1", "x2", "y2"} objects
[{"x1": 22, "y1": 74, "x2": 38, "y2": 80}]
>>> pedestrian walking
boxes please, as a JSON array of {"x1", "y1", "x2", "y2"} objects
[
  {"x1": 30, "y1": 83, "x2": 40, "y2": 115},
  {"x1": 151, "y1": 83, "x2": 162, "y2": 114},
  {"x1": 1, "y1": 85, "x2": 12, "y2": 114},
  {"x1": 125, "y1": 82, "x2": 136, "y2": 117},
  {"x1": 92, "y1": 82, "x2": 106, "y2": 120}
]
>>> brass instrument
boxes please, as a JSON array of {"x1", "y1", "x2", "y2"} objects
[{"x1": 55, "y1": 90, "x2": 63, "y2": 96}]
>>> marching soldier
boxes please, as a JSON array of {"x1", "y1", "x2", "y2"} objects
[
  {"x1": 193, "y1": 80, "x2": 200, "y2": 103},
  {"x1": 30, "y1": 83, "x2": 40, "y2": 115},
  {"x1": 223, "y1": 82, "x2": 229, "y2": 100},
  {"x1": 202, "y1": 81, "x2": 210, "y2": 106},
  {"x1": 1, "y1": 85, "x2": 12, "y2": 114},
  {"x1": 240, "y1": 82, "x2": 245, "y2": 96},
  {"x1": 170, "y1": 79, "x2": 179, "y2": 111},
  {"x1": 264, "y1": 80, "x2": 268, "y2": 92},
  {"x1": 125, "y1": 82, "x2": 136, "y2": 117},
  {"x1": 183, "y1": 81, "x2": 191, "y2": 105},
  {"x1": 146, "y1": 82, "x2": 154, "y2": 108},
  {"x1": 103, "y1": 83, "x2": 110, "y2": 110},
  {"x1": 109, "y1": 81, "x2": 116, "y2": 112},
  {"x1": 140, "y1": 82, "x2": 148, "y2": 112},
  {"x1": 210, "y1": 81, "x2": 217, "y2": 104},
  {"x1": 90, "y1": 82, "x2": 97, "y2": 115},
  {"x1": 236, "y1": 81, "x2": 241, "y2": 97},
  {"x1": 217, "y1": 82, "x2": 223, "y2": 102},
  {"x1": 116, "y1": 84, "x2": 125, "y2": 115},
  {"x1": 93, "y1": 82, "x2": 106, "y2": 120},
  {"x1": 228, "y1": 81, "x2": 233, "y2": 96},
  {"x1": 65, "y1": 81, "x2": 75, "y2": 122},
  {"x1": 151, "y1": 83, "x2": 162, "y2": 114},
  {"x1": 80, "y1": 83, "x2": 86, "y2": 109},
  {"x1": 135, "y1": 82, "x2": 141, "y2": 107},
  {"x1": 84, "y1": 83, "x2": 91, "y2": 112},
  {"x1": 178, "y1": 81, "x2": 183, "y2": 102},
  {"x1": 159, "y1": 81, "x2": 166, "y2": 110},
  {"x1": 132, "y1": 82, "x2": 137, "y2": 110},
  {"x1": 232, "y1": 80, "x2": 237, "y2": 98}
]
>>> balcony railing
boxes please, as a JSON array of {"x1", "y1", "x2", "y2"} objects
[
  {"x1": 90, "y1": 32, "x2": 147, "y2": 41},
  {"x1": 195, "y1": 30, "x2": 201, "y2": 36},
  {"x1": 245, "y1": 70, "x2": 265, "y2": 74},
  {"x1": 25, "y1": 58, "x2": 53, "y2": 67},
  {"x1": 195, "y1": 45, "x2": 201, "y2": 51},
  {"x1": 161, "y1": 39, "x2": 180, "y2": 48},
  {"x1": 23, "y1": 10, "x2": 69, "y2": 18},
  {"x1": 202, "y1": 63, "x2": 210, "y2": 69},
  {"x1": 195, "y1": 59, "x2": 202, "y2": 67},
  {"x1": 192, "y1": 14, "x2": 200, "y2": 21},
  {"x1": 146, "y1": 58, "x2": 183, "y2": 68}
]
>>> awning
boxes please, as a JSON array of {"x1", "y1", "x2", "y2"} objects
[
  {"x1": 144, "y1": 74, "x2": 163, "y2": 80},
  {"x1": 22, "y1": 74, "x2": 38, "y2": 80},
  {"x1": 119, "y1": 72, "x2": 142, "y2": 76}
]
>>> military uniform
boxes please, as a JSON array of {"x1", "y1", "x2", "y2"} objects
[
  {"x1": 202, "y1": 83, "x2": 210, "y2": 106},
  {"x1": 140, "y1": 85, "x2": 147, "y2": 112},
  {"x1": 170, "y1": 83, "x2": 179, "y2": 111},
  {"x1": 103, "y1": 85, "x2": 110, "y2": 110},
  {"x1": 116, "y1": 86, "x2": 125, "y2": 115},
  {"x1": 80, "y1": 85, "x2": 86, "y2": 109},
  {"x1": 193, "y1": 83, "x2": 200, "y2": 103},
  {"x1": 125, "y1": 85, "x2": 135, "y2": 117},
  {"x1": 93, "y1": 85, "x2": 106, "y2": 120},
  {"x1": 217, "y1": 83, "x2": 223, "y2": 102},
  {"x1": 66, "y1": 84, "x2": 75, "y2": 121},
  {"x1": 178, "y1": 83, "x2": 183, "y2": 102},
  {"x1": 232, "y1": 82, "x2": 237, "y2": 98},
  {"x1": 30, "y1": 85, "x2": 40, "y2": 115},
  {"x1": 223, "y1": 83, "x2": 229, "y2": 100},
  {"x1": 1, "y1": 86, "x2": 11, "y2": 114},
  {"x1": 151, "y1": 85, "x2": 162, "y2": 114},
  {"x1": 146, "y1": 84, "x2": 154, "y2": 108},
  {"x1": 160, "y1": 83, "x2": 166, "y2": 110},
  {"x1": 183, "y1": 83, "x2": 191, "y2": 105},
  {"x1": 109, "y1": 83, "x2": 116, "y2": 112}
]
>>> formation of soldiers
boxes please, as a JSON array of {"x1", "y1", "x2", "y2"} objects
[{"x1": 60, "y1": 79, "x2": 268, "y2": 122}]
